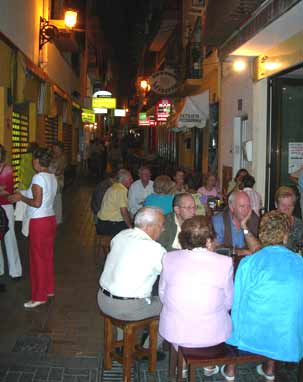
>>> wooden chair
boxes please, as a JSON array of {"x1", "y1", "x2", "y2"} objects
[
  {"x1": 102, "y1": 311, "x2": 159, "y2": 382},
  {"x1": 169, "y1": 343, "x2": 303, "y2": 382},
  {"x1": 169, "y1": 343, "x2": 267, "y2": 382}
]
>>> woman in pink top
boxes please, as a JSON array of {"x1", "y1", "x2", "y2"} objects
[
  {"x1": 159, "y1": 216, "x2": 234, "y2": 376},
  {"x1": 0, "y1": 145, "x2": 22, "y2": 278},
  {"x1": 198, "y1": 174, "x2": 221, "y2": 205}
]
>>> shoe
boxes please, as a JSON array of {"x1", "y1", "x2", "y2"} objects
[
  {"x1": 204, "y1": 365, "x2": 219, "y2": 376},
  {"x1": 24, "y1": 300, "x2": 46, "y2": 308},
  {"x1": 220, "y1": 365, "x2": 235, "y2": 381},
  {"x1": 256, "y1": 364, "x2": 275, "y2": 381}
]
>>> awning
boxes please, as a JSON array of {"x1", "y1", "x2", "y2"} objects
[{"x1": 175, "y1": 90, "x2": 209, "y2": 130}]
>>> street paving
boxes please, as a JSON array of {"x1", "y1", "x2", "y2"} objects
[{"x1": 0, "y1": 176, "x2": 300, "y2": 381}]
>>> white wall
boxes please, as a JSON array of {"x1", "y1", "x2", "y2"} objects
[
  {"x1": 252, "y1": 78, "x2": 268, "y2": 201},
  {"x1": 46, "y1": 45, "x2": 80, "y2": 95},
  {"x1": 219, "y1": 61, "x2": 254, "y2": 178},
  {"x1": 0, "y1": 0, "x2": 42, "y2": 63}
]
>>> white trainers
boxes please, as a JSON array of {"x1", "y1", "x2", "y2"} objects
[
  {"x1": 24, "y1": 300, "x2": 46, "y2": 308},
  {"x1": 204, "y1": 365, "x2": 219, "y2": 376}
]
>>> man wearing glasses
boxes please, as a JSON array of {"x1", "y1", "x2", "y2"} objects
[{"x1": 158, "y1": 193, "x2": 196, "y2": 251}]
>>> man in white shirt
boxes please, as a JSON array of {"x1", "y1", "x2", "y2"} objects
[
  {"x1": 97, "y1": 206, "x2": 166, "y2": 323},
  {"x1": 128, "y1": 166, "x2": 154, "y2": 218}
]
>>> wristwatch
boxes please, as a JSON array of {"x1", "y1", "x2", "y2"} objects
[{"x1": 243, "y1": 228, "x2": 249, "y2": 235}]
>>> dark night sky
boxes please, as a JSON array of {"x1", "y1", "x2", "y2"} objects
[{"x1": 98, "y1": 0, "x2": 149, "y2": 97}]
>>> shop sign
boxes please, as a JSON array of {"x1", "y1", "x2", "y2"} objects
[
  {"x1": 156, "y1": 99, "x2": 171, "y2": 122},
  {"x1": 114, "y1": 109, "x2": 126, "y2": 117},
  {"x1": 139, "y1": 112, "x2": 147, "y2": 121},
  {"x1": 92, "y1": 90, "x2": 112, "y2": 98},
  {"x1": 92, "y1": 97, "x2": 116, "y2": 109},
  {"x1": 149, "y1": 69, "x2": 178, "y2": 95},
  {"x1": 82, "y1": 108, "x2": 95, "y2": 123}
]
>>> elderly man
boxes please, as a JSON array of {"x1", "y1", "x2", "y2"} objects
[
  {"x1": 96, "y1": 169, "x2": 133, "y2": 236},
  {"x1": 158, "y1": 193, "x2": 196, "y2": 251},
  {"x1": 212, "y1": 190, "x2": 260, "y2": 255},
  {"x1": 97, "y1": 206, "x2": 166, "y2": 322},
  {"x1": 128, "y1": 166, "x2": 154, "y2": 218}
]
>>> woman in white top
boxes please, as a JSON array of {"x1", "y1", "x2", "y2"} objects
[{"x1": 9, "y1": 148, "x2": 57, "y2": 308}]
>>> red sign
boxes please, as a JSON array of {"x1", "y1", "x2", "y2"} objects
[{"x1": 156, "y1": 99, "x2": 171, "y2": 122}]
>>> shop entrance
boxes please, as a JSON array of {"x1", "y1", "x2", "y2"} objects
[{"x1": 267, "y1": 65, "x2": 303, "y2": 213}]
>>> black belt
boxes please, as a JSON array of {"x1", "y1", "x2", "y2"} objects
[{"x1": 101, "y1": 288, "x2": 138, "y2": 300}]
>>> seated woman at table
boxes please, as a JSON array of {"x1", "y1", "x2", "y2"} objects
[
  {"x1": 143, "y1": 175, "x2": 175, "y2": 215},
  {"x1": 159, "y1": 216, "x2": 234, "y2": 377},
  {"x1": 222, "y1": 210, "x2": 303, "y2": 382},
  {"x1": 198, "y1": 173, "x2": 221, "y2": 205}
]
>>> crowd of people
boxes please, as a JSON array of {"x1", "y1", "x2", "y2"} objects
[
  {"x1": 1, "y1": 140, "x2": 303, "y2": 380},
  {"x1": 95, "y1": 164, "x2": 303, "y2": 381}
]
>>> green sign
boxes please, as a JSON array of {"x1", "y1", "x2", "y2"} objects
[{"x1": 139, "y1": 113, "x2": 147, "y2": 121}]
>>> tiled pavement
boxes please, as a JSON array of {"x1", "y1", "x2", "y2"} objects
[{"x1": 0, "y1": 175, "x2": 300, "y2": 381}]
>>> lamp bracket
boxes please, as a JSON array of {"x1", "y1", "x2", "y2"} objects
[{"x1": 39, "y1": 16, "x2": 59, "y2": 50}]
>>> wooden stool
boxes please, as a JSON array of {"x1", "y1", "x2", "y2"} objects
[{"x1": 102, "y1": 312, "x2": 159, "y2": 382}]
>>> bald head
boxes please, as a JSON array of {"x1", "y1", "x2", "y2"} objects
[{"x1": 229, "y1": 191, "x2": 251, "y2": 223}]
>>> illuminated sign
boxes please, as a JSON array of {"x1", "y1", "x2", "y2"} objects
[
  {"x1": 92, "y1": 97, "x2": 116, "y2": 109},
  {"x1": 94, "y1": 108, "x2": 108, "y2": 114},
  {"x1": 114, "y1": 109, "x2": 126, "y2": 117},
  {"x1": 139, "y1": 113, "x2": 147, "y2": 121},
  {"x1": 12, "y1": 112, "x2": 29, "y2": 190},
  {"x1": 82, "y1": 108, "x2": 95, "y2": 123},
  {"x1": 156, "y1": 99, "x2": 171, "y2": 122},
  {"x1": 92, "y1": 90, "x2": 112, "y2": 98}
]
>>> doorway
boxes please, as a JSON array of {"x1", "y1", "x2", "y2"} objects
[{"x1": 267, "y1": 65, "x2": 303, "y2": 213}]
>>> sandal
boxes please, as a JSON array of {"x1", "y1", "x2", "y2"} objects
[
  {"x1": 203, "y1": 365, "x2": 219, "y2": 376},
  {"x1": 220, "y1": 365, "x2": 235, "y2": 381},
  {"x1": 256, "y1": 364, "x2": 275, "y2": 381}
]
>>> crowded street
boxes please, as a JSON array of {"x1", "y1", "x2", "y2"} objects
[
  {"x1": 1, "y1": 0, "x2": 303, "y2": 381},
  {"x1": 0, "y1": 174, "x2": 301, "y2": 382}
]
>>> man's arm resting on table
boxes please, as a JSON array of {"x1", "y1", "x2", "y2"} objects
[{"x1": 120, "y1": 207, "x2": 132, "y2": 228}]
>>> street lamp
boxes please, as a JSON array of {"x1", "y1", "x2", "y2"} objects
[{"x1": 39, "y1": 10, "x2": 78, "y2": 50}]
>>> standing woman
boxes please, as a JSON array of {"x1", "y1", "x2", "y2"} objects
[
  {"x1": 0, "y1": 144, "x2": 22, "y2": 279},
  {"x1": 9, "y1": 148, "x2": 57, "y2": 308}
]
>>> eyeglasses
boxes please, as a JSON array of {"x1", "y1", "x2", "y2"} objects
[{"x1": 179, "y1": 206, "x2": 196, "y2": 210}]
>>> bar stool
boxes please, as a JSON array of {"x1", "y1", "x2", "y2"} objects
[{"x1": 101, "y1": 310, "x2": 159, "y2": 382}]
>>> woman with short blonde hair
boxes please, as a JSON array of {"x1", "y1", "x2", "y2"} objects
[{"x1": 223, "y1": 209, "x2": 303, "y2": 381}]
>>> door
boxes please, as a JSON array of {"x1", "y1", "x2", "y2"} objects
[{"x1": 267, "y1": 75, "x2": 303, "y2": 210}]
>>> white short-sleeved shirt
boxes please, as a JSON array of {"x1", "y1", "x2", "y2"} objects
[
  {"x1": 25, "y1": 172, "x2": 58, "y2": 219},
  {"x1": 100, "y1": 227, "x2": 166, "y2": 298}
]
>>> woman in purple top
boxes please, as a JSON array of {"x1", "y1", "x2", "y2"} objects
[
  {"x1": 159, "y1": 216, "x2": 234, "y2": 376},
  {"x1": 198, "y1": 173, "x2": 221, "y2": 205}
]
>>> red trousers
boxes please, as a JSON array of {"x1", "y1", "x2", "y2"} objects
[{"x1": 29, "y1": 216, "x2": 57, "y2": 302}]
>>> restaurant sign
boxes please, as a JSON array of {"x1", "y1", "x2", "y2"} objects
[
  {"x1": 82, "y1": 108, "x2": 95, "y2": 123},
  {"x1": 92, "y1": 97, "x2": 116, "y2": 109},
  {"x1": 149, "y1": 69, "x2": 178, "y2": 95}
]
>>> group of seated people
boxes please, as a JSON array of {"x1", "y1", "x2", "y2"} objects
[{"x1": 95, "y1": 166, "x2": 303, "y2": 381}]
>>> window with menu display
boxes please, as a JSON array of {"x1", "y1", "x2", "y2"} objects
[{"x1": 12, "y1": 112, "x2": 29, "y2": 190}]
